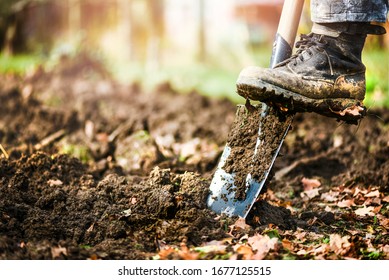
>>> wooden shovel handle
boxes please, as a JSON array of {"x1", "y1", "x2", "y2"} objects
[{"x1": 270, "y1": 0, "x2": 305, "y2": 68}]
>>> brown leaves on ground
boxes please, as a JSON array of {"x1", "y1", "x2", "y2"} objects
[{"x1": 155, "y1": 179, "x2": 388, "y2": 260}]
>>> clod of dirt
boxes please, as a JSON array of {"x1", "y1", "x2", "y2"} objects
[
  {"x1": 114, "y1": 131, "x2": 165, "y2": 174},
  {"x1": 247, "y1": 200, "x2": 297, "y2": 230}
]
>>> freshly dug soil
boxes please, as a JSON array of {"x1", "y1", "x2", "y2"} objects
[
  {"x1": 1, "y1": 54, "x2": 388, "y2": 259},
  {"x1": 223, "y1": 103, "x2": 292, "y2": 201}
]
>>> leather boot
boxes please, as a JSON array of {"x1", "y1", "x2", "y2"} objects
[{"x1": 236, "y1": 23, "x2": 386, "y2": 122}]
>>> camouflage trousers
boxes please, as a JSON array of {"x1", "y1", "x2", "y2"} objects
[{"x1": 311, "y1": 0, "x2": 389, "y2": 23}]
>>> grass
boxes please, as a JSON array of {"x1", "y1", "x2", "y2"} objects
[
  {"x1": 364, "y1": 48, "x2": 389, "y2": 108},
  {"x1": 0, "y1": 53, "x2": 43, "y2": 74}
]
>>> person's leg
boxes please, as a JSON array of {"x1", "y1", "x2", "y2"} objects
[
  {"x1": 236, "y1": 1, "x2": 388, "y2": 120},
  {"x1": 311, "y1": 0, "x2": 388, "y2": 24}
]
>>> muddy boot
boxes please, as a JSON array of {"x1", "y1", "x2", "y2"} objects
[{"x1": 236, "y1": 23, "x2": 386, "y2": 123}]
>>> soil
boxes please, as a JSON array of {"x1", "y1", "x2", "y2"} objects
[
  {"x1": 223, "y1": 103, "x2": 292, "y2": 201},
  {"x1": 1, "y1": 54, "x2": 388, "y2": 260}
]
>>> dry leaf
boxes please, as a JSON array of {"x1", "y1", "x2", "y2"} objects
[
  {"x1": 234, "y1": 244, "x2": 253, "y2": 259},
  {"x1": 321, "y1": 191, "x2": 339, "y2": 202},
  {"x1": 51, "y1": 246, "x2": 67, "y2": 258},
  {"x1": 329, "y1": 234, "x2": 351, "y2": 255},
  {"x1": 353, "y1": 187, "x2": 367, "y2": 197},
  {"x1": 337, "y1": 199, "x2": 355, "y2": 208},
  {"x1": 382, "y1": 245, "x2": 389, "y2": 257},
  {"x1": 248, "y1": 234, "x2": 278, "y2": 260},
  {"x1": 178, "y1": 244, "x2": 199, "y2": 260},
  {"x1": 325, "y1": 206, "x2": 334, "y2": 212},
  {"x1": 158, "y1": 247, "x2": 177, "y2": 259},
  {"x1": 229, "y1": 217, "x2": 250, "y2": 234},
  {"x1": 355, "y1": 206, "x2": 375, "y2": 216},
  {"x1": 295, "y1": 230, "x2": 307, "y2": 242},
  {"x1": 282, "y1": 239, "x2": 294, "y2": 251},
  {"x1": 301, "y1": 177, "x2": 321, "y2": 190},
  {"x1": 373, "y1": 205, "x2": 383, "y2": 214},
  {"x1": 296, "y1": 249, "x2": 308, "y2": 256},
  {"x1": 365, "y1": 190, "x2": 380, "y2": 198},
  {"x1": 337, "y1": 105, "x2": 364, "y2": 116},
  {"x1": 379, "y1": 217, "x2": 389, "y2": 228},
  {"x1": 301, "y1": 188, "x2": 322, "y2": 199}
]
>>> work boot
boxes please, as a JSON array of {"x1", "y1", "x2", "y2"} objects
[{"x1": 236, "y1": 22, "x2": 386, "y2": 122}]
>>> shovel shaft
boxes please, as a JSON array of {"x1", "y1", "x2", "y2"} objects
[{"x1": 270, "y1": 0, "x2": 305, "y2": 68}]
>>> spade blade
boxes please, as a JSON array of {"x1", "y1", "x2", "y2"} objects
[{"x1": 207, "y1": 103, "x2": 293, "y2": 218}]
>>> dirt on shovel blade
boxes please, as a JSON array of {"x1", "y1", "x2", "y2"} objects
[{"x1": 223, "y1": 103, "x2": 291, "y2": 201}]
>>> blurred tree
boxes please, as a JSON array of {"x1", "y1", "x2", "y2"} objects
[
  {"x1": 0, "y1": 0, "x2": 66, "y2": 55},
  {"x1": 145, "y1": 0, "x2": 165, "y2": 70},
  {"x1": 0, "y1": 0, "x2": 29, "y2": 55},
  {"x1": 127, "y1": 0, "x2": 165, "y2": 70},
  {"x1": 198, "y1": 0, "x2": 206, "y2": 62}
]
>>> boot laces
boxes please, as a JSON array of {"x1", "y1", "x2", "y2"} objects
[{"x1": 276, "y1": 33, "x2": 334, "y2": 75}]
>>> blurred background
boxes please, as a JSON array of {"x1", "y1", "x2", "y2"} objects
[{"x1": 0, "y1": 0, "x2": 388, "y2": 106}]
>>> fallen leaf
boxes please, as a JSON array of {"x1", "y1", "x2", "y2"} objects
[
  {"x1": 301, "y1": 188, "x2": 322, "y2": 199},
  {"x1": 229, "y1": 217, "x2": 250, "y2": 234},
  {"x1": 178, "y1": 244, "x2": 199, "y2": 260},
  {"x1": 373, "y1": 205, "x2": 383, "y2": 214},
  {"x1": 325, "y1": 206, "x2": 334, "y2": 212},
  {"x1": 234, "y1": 244, "x2": 253, "y2": 259},
  {"x1": 158, "y1": 247, "x2": 177, "y2": 260},
  {"x1": 383, "y1": 195, "x2": 389, "y2": 203},
  {"x1": 379, "y1": 217, "x2": 389, "y2": 228},
  {"x1": 364, "y1": 197, "x2": 381, "y2": 206},
  {"x1": 313, "y1": 244, "x2": 329, "y2": 255},
  {"x1": 365, "y1": 190, "x2": 380, "y2": 198},
  {"x1": 248, "y1": 234, "x2": 278, "y2": 260},
  {"x1": 51, "y1": 246, "x2": 67, "y2": 258},
  {"x1": 295, "y1": 230, "x2": 307, "y2": 242},
  {"x1": 355, "y1": 206, "x2": 375, "y2": 216},
  {"x1": 282, "y1": 239, "x2": 294, "y2": 251},
  {"x1": 337, "y1": 199, "x2": 356, "y2": 208},
  {"x1": 329, "y1": 234, "x2": 351, "y2": 255},
  {"x1": 301, "y1": 177, "x2": 321, "y2": 190},
  {"x1": 296, "y1": 249, "x2": 308, "y2": 256},
  {"x1": 353, "y1": 187, "x2": 367, "y2": 197},
  {"x1": 336, "y1": 105, "x2": 364, "y2": 116},
  {"x1": 321, "y1": 191, "x2": 340, "y2": 202},
  {"x1": 382, "y1": 245, "x2": 389, "y2": 257}
]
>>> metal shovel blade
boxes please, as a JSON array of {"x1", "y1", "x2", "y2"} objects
[{"x1": 207, "y1": 104, "x2": 293, "y2": 218}]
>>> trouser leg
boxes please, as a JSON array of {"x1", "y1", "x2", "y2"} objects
[{"x1": 311, "y1": 0, "x2": 389, "y2": 23}]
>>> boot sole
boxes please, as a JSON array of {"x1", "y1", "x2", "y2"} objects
[{"x1": 237, "y1": 76, "x2": 366, "y2": 124}]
